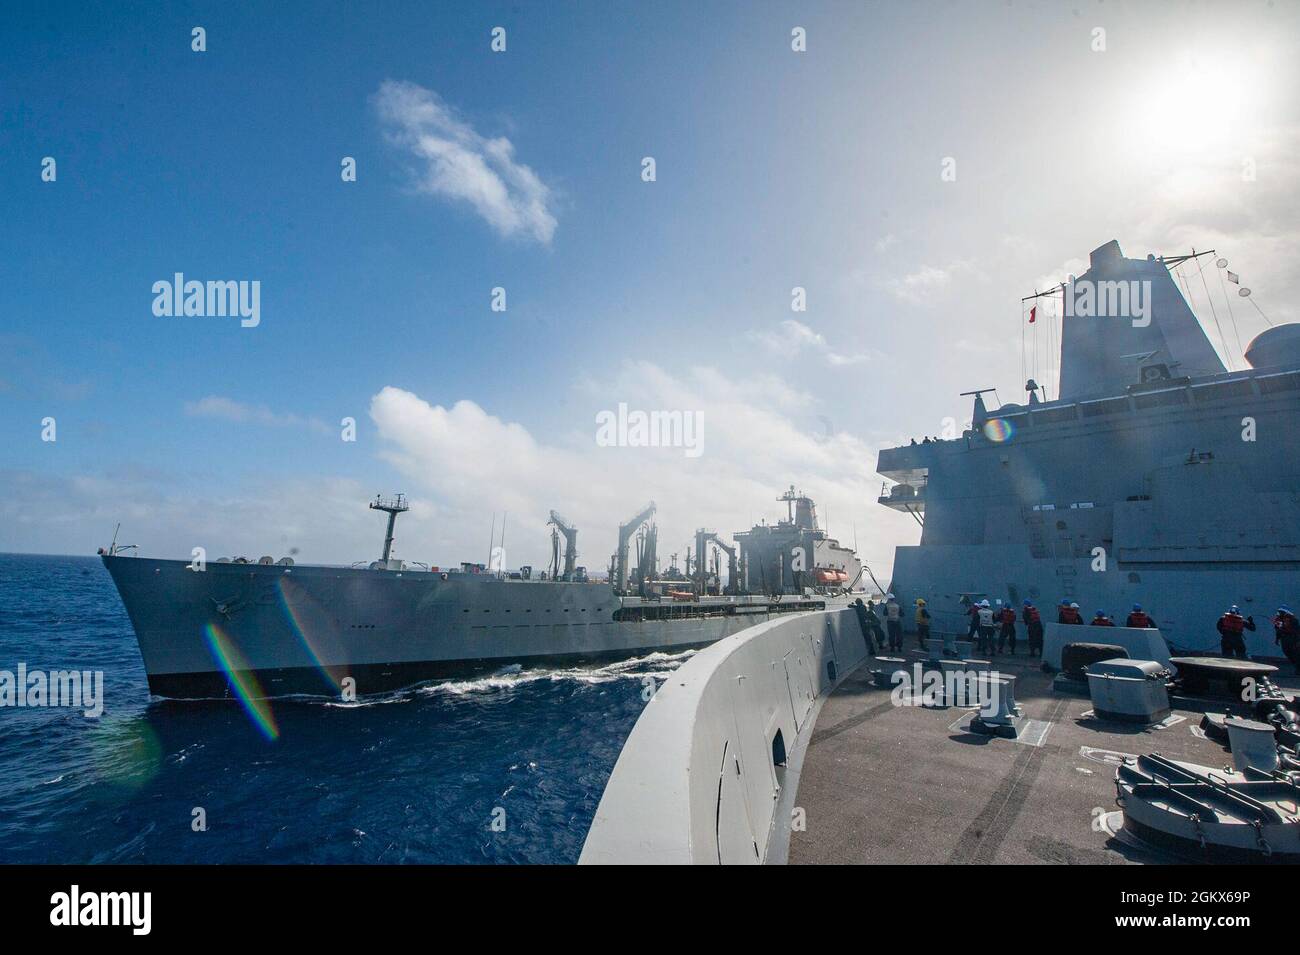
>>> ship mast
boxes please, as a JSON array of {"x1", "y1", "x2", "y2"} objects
[{"x1": 369, "y1": 494, "x2": 409, "y2": 564}]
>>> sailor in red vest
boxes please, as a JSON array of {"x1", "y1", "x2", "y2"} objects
[
  {"x1": 1273, "y1": 607, "x2": 1300, "y2": 672},
  {"x1": 1090, "y1": 610, "x2": 1115, "y2": 626},
  {"x1": 1216, "y1": 605, "x2": 1256, "y2": 659},
  {"x1": 1125, "y1": 604, "x2": 1156, "y2": 628},
  {"x1": 997, "y1": 604, "x2": 1018, "y2": 654},
  {"x1": 1058, "y1": 601, "x2": 1083, "y2": 625},
  {"x1": 1023, "y1": 600, "x2": 1044, "y2": 657}
]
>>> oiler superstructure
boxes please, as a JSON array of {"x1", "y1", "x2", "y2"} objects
[{"x1": 102, "y1": 488, "x2": 861, "y2": 698}]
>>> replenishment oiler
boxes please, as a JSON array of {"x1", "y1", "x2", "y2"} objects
[{"x1": 101, "y1": 487, "x2": 861, "y2": 698}]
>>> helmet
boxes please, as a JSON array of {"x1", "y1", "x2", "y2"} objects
[
  {"x1": 1096, "y1": 609, "x2": 1106, "y2": 617},
  {"x1": 1060, "y1": 600, "x2": 1070, "y2": 607},
  {"x1": 1070, "y1": 602, "x2": 1080, "y2": 609},
  {"x1": 916, "y1": 598, "x2": 926, "y2": 606},
  {"x1": 1282, "y1": 607, "x2": 1294, "y2": 615},
  {"x1": 1230, "y1": 605, "x2": 1240, "y2": 614},
  {"x1": 1023, "y1": 600, "x2": 1032, "y2": 607},
  {"x1": 979, "y1": 599, "x2": 990, "y2": 607},
  {"x1": 1132, "y1": 604, "x2": 1141, "y2": 612}
]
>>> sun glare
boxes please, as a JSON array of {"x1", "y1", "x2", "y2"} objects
[{"x1": 1129, "y1": 49, "x2": 1268, "y2": 159}]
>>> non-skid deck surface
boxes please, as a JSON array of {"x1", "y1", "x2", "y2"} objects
[{"x1": 788, "y1": 649, "x2": 1300, "y2": 865}]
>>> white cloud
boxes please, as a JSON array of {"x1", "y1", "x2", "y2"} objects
[
  {"x1": 750, "y1": 319, "x2": 876, "y2": 367},
  {"x1": 365, "y1": 361, "x2": 911, "y2": 575},
  {"x1": 878, "y1": 259, "x2": 989, "y2": 305},
  {"x1": 184, "y1": 396, "x2": 330, "y2": 434},
  {"x1": 881, "y1": 264, "x2": 953, "y2": 304},
  {"x1": 373, "y1": 79, "x2": 557, "y2": 244},
  {"x1": 0, "y1": 363, "x2": 916, "y2": 578}
]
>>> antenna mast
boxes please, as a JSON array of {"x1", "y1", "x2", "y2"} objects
[{"x1": 369, "y1": 494, "x2": 409, "y2": 564}]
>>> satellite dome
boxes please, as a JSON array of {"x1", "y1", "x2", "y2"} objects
[{"x1": 1244, "y1": 323, "x2": 1300, "y2": 371}]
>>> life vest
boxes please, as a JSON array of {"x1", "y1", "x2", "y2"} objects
[
  {"x1": 977, "y1": 608, "x2": 995, "y2": 627},
  {"x1": 1024, "y1": 607, "x2": 1041, "y2": 625},
  {"x1": 1061, "y1": 608, "x2": 1083, "y2": 624},
  {"x1": 1275, "y1": 613, "x2": 1300, "y2": 639},
  {"x1": 1000, "y1": 608, "x2": 1016, "y2": 626},
  {"x1": 1127, "y1": 611, "x2": 1152, "y2": 628},
  {"x1": 1091, "y1": 616, "x2": 1114, "y2": 627},
  {"x1": 1219, "y1": 613, "x2": 1246, "y2": 634}
]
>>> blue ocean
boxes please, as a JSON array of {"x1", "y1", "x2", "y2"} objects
[{"x1": 0, "y1": 554, "x2": 679, "y2": 864}]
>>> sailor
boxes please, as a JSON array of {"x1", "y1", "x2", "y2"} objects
[
  {"x1": 864, "y1": 600, "x2": 886, "y2": 654},
  {"x1": 1090, "y1": 609, "x2": 1115, "y2": 627},
  {"x1": 966, "y1": 601, "x2": 981, "y2": 640},
  {"x1": 884, "y1": 594, "x2": 904, "y2": 652},
  {"x1": 1216, "y1": 605, "x2": 1255, "y2": 660},
  {"x1": 915, "y1": 598, "x2": 931, "y2": 649},
  {"x1": 853, "y1": 598, "x2": 880, "y2": 655},
  {"x1": 1023, "y1": 600, "x2": 1044, "y2": 657},
  {"x1": 976, "y1": 600, "x2": 996, "y2": 655},
  {"x1": 997, "y1": 603, "x2": 1017, "y2": 654},
  {"x1": 1058, "y1": 601, "x2": 1083, "y2": 625},
  {"x1": 1273, "y1": 607, "x2": 1300, "y2": 672},
  {"x1": 915, "y1": 597, "x2": 935, "y2": 649},
  {"x1": 1125, "y1": 604, "x2": 1156, "y2": 629}
]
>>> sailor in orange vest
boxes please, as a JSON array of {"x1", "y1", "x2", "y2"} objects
[
  {"x1": 1274, "y1": 607, "x2": 1300, "y2": 672},
  {"x1": 1090, "y1": 609, "x2": 1115, "y2": 627},
  {"x1": 1058, "y1": 601, "x2": 1083, "y2": 625},
  {"x1": 1023, "y1": 600, "x2": 1044, "y2": 657},
  {"x1": 1125, "y1": 604, "x2": 1156, "y2": 628},
  {"x1": 997, "y1": 604, "x2": 1017, "y2": 654},
  {"x1": 1216, "y1": 605, "x2": 1256, "y2": 660}
]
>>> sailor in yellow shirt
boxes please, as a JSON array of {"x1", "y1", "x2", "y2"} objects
[{"x1": 915, "y1": 598, "x2": 931, "y2": 649}]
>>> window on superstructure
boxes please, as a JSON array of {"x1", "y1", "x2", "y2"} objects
[
  {"x1": 1258, "y1": 372, "x2": 1300, "y2": 394},
  {"x1": 1134, "y1": 389, "x2": 1188, "y2": 409},
  {"x1": 1192, "y1": 379, "x2": 1255, "y2": 402},
  {"x1": 1031, "y1": 405, "x2": 1080, "y2": 425},
  {"x1": 1081, "y1": 397, "x2": 1130, "y2": 417}
]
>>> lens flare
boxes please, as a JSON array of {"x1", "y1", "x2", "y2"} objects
[
  {"x1": 203, "y1": 623, "x2": 280, "y2": 740},
  {"x1": 982, "y1": 418, "x2": 1015, "y2": 443},
  {"x1": 276, "y1": 577, "x2": 344, "y2": 692}
]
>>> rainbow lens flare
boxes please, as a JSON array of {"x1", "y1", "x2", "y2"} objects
[
  {"x1": 276, "y1": 576, "x2": 344, "y2": 692},
  {"x1": 203, "y1": 623, "x2": 280, "y2": 740},
  {"x1": 983, "y1": 418, "x2": 1015, "y2": 443}
]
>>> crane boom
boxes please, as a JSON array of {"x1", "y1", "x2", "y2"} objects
[
  {"x1": 612, "y1": 501, "x2": 656, "y2": 594},
  {"x1": 547, "y1": 510, "x2": 579, "y2": 579}
]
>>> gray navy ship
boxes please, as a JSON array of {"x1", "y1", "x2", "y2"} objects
[
  {"x1": 102, "y1": 488, "x2": 861, "y2": 698},
  {"x1": 877, "y1": 240, "x2": 1300, "y2": 658}
]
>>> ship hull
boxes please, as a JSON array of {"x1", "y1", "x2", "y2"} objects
[{"x1": 103, "y1": 556, "x2": 841, "y2": 699}]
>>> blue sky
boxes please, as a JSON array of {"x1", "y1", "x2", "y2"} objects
[{"x1": 3, "y1": 1, "x2": 1298, "y2": 576}]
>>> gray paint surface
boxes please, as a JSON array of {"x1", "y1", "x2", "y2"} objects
[
  {"x1": 878, "y1": 241, "x2": 1300, "y2": 658},
  {"x1": 580, "y1": 608, "x2": 868, "y2": 864}
]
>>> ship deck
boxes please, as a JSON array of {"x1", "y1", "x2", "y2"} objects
[{"x1": 788, "y1": 648, "x2": 1300, "y2": 865}]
